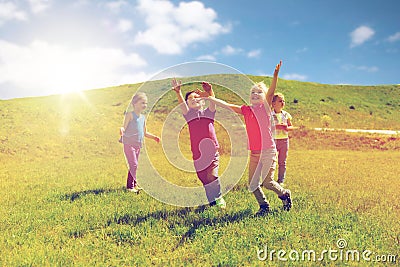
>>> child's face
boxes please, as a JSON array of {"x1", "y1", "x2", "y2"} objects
[
  {"x1": 133, "y1": 97, "x2": 148, "y2": 112},
  {"x1": 249, "y1": 86, "x2": 266, "y2": 105},
  {"x1": 186, "y1": 92, "x2": 204, "y2": 110},
  {"x1": 273, "y1": 97, "x2": 285, "y2": 110}
]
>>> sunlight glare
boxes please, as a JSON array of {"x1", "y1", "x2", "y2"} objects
[
  {"x1": 28, "y1": 40, "x2": 110, "y2": 97},
  {"x1": 44, "y1": 48, "x2": 93, "y2": 95}
]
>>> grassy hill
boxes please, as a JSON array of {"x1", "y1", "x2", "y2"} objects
[
  {"x1": 1, "y1": 75, "x2": 399, "y2": 160},
  {"x1": 126, "y1": 74, "x2": 400, "y2": 129},
  {"x1": 0, "y1": 76, "x2": 399, "y2": 266}
]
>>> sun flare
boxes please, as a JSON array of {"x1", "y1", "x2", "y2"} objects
[
  {"x1": 16, "y1": 40, "x2": 119, "y2": 97},
  {"x1": 43, "y1": 47, "x2": 96, "y2": 96}
]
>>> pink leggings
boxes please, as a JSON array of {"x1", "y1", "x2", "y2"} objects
[{"x1": 123, "y1": 144, "x2": 140, "y2": 189}]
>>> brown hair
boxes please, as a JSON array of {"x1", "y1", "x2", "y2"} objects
[{"x1": 272, "y1": 92, "x2": 285, "y2": 102}]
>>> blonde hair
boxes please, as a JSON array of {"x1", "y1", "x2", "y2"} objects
[
  {"x1": 272, "y1": 92, "x2": 285, "y2": 102},
  {"x1": 251, "y1": 81, "x2": 268, "y2": 93},
  {"x1": 131, "y1": 92, "x2": 147, "y2": 105}
]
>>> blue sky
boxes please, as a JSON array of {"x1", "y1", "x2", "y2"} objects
[{"x1": 0, "y1": 0, "x2": 399, "y2": 99}]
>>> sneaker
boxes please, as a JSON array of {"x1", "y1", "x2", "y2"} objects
[
  {"x1": 215, "y1": 197, "x2": 226, "y2": 209},
  {"x1": 279, "y1": 190, "x2": 292, "y2": 211},
  {"x1": 127, "y1": 187, "x2": 139, "y2": 193},
  {"x1": 277, "y1": 180, "x2": 285, "y2": 187},
  {"x1": 134, "y1": 185, "x2": 143, "y2": 191},
  {"x1": 255, "y1": 204, "x2": 270, "y2": 216}
]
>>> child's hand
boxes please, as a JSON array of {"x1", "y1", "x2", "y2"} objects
[
  {"x1": 119, "y1": 127, "x2": 124, "y2": 136},
  {"x1": 273, "y1": 61, "x2": 282, "y2": 77},
  {"x1": 201, "y1": 82, "x2": 212, "y2": 92},
  {"x1": 202, "y1": 82, "x2": 214, "y2": 97},
  {"x1": 171, "y1": 78, "x2": 182, "y2": 93},
  {"x1": 275, "y1": 123, "x2": 288, "y2": 130},
  {"x1": 194, "y1": 88, "x2": 210, "y2": 98}
]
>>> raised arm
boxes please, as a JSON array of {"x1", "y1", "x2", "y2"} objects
[
  {"x1": 207, "y1": 96, "x2": 243, "y2": 115},
  {"x1": 201, "y1": 81, "x2": 216, "y2": 112},
  {"x1": 171, "y1": 78, "x2": 189, "y2": 115},
  {"x1": 266, "y1": 61, "x2": 282, "y2": 106}
]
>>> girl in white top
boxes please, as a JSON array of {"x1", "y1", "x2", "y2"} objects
[{"x1": 272, "y1": 93, "x2": 295, "y2": 185}]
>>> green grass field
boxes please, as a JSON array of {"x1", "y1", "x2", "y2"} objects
[{"x1": 1, "y1": 77, "x2": 399, "y2": 266}]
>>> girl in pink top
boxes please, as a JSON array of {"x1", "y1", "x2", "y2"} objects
[{"x1": 207, "y1": 61, "x2": 292, "y2": 215}]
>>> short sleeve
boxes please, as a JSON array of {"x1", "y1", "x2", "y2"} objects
[
  {"x1": 183, "y1": 109, "x2": 194, "y2": 122},
  {"x1": 204, "y1": 107, "x2": 216, "y2": 119},
  {"x1": 286, "y1": 111, "x2": 292, "y2": 120},
  {"x1": 241, "y1": 105, "x2": 250, "y2": 116}
]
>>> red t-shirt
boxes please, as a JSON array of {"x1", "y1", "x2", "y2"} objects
[
  {"x1": 241, "y1": 104, "x2": 275, "y2": 151},
  {"x1": 183, "y1": 108, "x2": 219, "y2": 160}
]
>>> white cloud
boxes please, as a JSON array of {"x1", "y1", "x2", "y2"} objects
[
  {"x1": 118, "y1": 71, "x2": 152, "y2": 86},
  {"x1": 350, "y1": 26, "x2": 375, "y2": 48},
  {"x1": 28, "y1": 0, "x2": 51, "y2": 14},
  {"x1": 247, "y1": 49, "x2": 261, "y2": 58},
  {"x1": 117, "y1": 19, "x2": 133, "y2": 32},
  {"x1": 72, "y1": 0, "x2": 90, "y2": 8},
  {"x1": 221, "y1": 45, "x2": 242, "y2": 55},
  {"x1": 387, "y1": 32, "x2": 400, "y2": 42},
  {"x1": 0, "y1": 2, "x2": 28, "y2": 24},
  {"x1": 196, "y1": 54, "x2": 216, "y2": 61},
  {"x1": 282, "y1": 73, "x2": 307, "y2": 81},
  {"x1": 104, "y1": 0, "x2": 128, "y2": 13},
  {"x1": 0, "y1": 40, "x2": 147, "y2": 97},
  {"x1": 219, "y1": 46, "x2": 264, "y2": 58},
  {"x1": 134, "y1": 0, "x2": 230, "y2": 54},
  {"x1": 341, "y1": 64, "x2": 379, "y2": 73},
  {"x1": 357, "y1": 65, "x2": 379, "y2": 72}
]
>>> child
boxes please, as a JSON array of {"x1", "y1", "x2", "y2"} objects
[
  {"x1": 120, "y1": 92, "x2": 160, "y2": 193},
  {"x1": 206, "y1": 61, "x2": 292, "y2": 215},
  {"x1": 272, "y1": 93, "x2": 294, "y2": 185},
  {"x1": 171, "y1": 79, "x2": 226, "y2": 209}
]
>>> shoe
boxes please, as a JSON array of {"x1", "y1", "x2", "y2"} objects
[
  {"x1": 134, "y1": 185, "x2": 143, "y2": 191},
  {"x1": 127, "y1": 187, "x2": 139, "y2": 193},
  {"x1": 255, "y1": 204, "x2": 270, "y2": 216},
  {"x1": 279, "y1": 190, "x2": 292, "y2": 211},
  {"x1": 215, "y1": 197, "x2": 226, "y2": 209}
]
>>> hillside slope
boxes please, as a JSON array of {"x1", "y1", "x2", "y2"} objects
[{"x1": 1, "y1": 76, "x2": 399, "y2": 162}]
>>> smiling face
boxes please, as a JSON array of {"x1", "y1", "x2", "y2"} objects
[
  {"x1": 272, "y1": 93, "x2": 285, "y2": 112},
  {"x1": 186, "y1": 91, "x2": 205, "y2": 110},
  {"x1": 249, "y1": 85, "x2": 266, "y2": 105}
]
